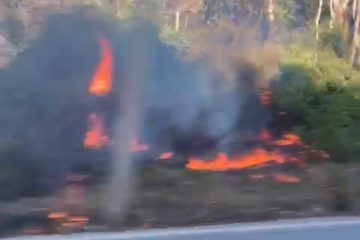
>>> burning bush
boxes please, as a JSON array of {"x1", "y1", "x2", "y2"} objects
[
  {"x1": 0, "y1": 3, "x2": 358, "y2": 233},
  {"x1": 0, "y1": 9, "x2": 332, "y2": 202},
  {"x1": 0, "y1": 12, "x2": 109, "y2": 200}
]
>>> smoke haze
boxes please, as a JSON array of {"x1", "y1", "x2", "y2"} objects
[{"x1": 0, "y1": 10, "x2": 275, "y2": 221}]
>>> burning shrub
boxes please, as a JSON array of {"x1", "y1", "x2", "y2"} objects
[
  {"x1": 0, "y1": 3, "x2": 357, "y2": 231},
  {"x1": 0, "y1": 12, "x2": 112, "y2": 200}
]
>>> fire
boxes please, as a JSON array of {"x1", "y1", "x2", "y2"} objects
[
  {"x1": 273, "y1": 174, "x2": 301, "y2": 184},
  {"x1": 185, "y1": 127, "x2": 327, "y2": 180},
  {"x1": 318, "y1": 150, "x2": 330, "y2": 159},
  {"x1": 131, "y1": 139, "x2": 150, "y2": 152},
  {"x1": 61, "y1": 216, "x2": 88, "y2": 228},
  {"x1": 84, "y1": 34, "x2": 113, "y2": 149},
  {"x1": 48, "y1": 212, "x2": 68, "y2": 219},
  {"x1": 259, "y1": 129, "x2": 271, "y2": 141},
  {"x1": 274, "y1": 133, "x2": 301, "y2": 146},
  {"x1": 68, "y1": 216, "x2": 89, "y2": 223},
  {"x1": 186, "y1": 148, "x2": 285, "y2": 172},
  {"x1": 48, "y1": 212, "x2": 89, "y2": 231},
  {"x1": 260, "y1": 88, "x2": 272, "y2": 106},
  {"x1": 83, "y1": 113, "x2": 109, "y2": 149},
  {"x1": 88, "y1": 35, "x2": 113, "y2": 96},
  {"x1": 159, "y1": 152, "x2": 173, "y2": 160}
]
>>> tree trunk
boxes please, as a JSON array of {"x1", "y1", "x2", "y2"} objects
[
  {"x1": 175, "y1": 10, "x2": 180, "y2": 32},
  {"x1": 343, "y1": 0, "x2": 351, "y2": 35},
  {"x1": 315, "y1": 0, "x2": 323, "y2": 41},
  {"x1": 266, "y1": 0, "x2": 275, "y2": 39},
  {"x1": 183, "y1": 12, "x2": 190, "y2": 32},
  {"x1": 314, "y1": 0, "x2": 324, "y2": 64},
  {"x1": 267, "y1": 0, "x2": 274, "y2": 23},
  {"x1": 115, "y1": 0, "x2": 121, "y2": 17},
  {"x1": 353, "y1": 0, "x2": 358, "y2": 18},
  {"x1": 329, "y1": 0, "x2": 335, "y2": 29},
  {"x1": 351, "y1": 0, "x2": 360, "y2": 67}
]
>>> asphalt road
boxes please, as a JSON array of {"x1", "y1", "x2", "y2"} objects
[{"x1": 6, "y1": 217, "x2": 360, "y2": 240}]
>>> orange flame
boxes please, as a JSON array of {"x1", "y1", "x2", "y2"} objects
[
  {"x1": 186, "y1": 148, "x2": 285, "y2": 172},
  {"x1": 89, "y1": 35, "x2": 113, "y2": 96},
  {"x1": 69, "y1": 216, "x2": 89, "y2": 223},
  {"x1": 273, "y1": 174, "x2": 301, "y2": 184},
  {"x1": 131, "y1": 139, "x2": 150, "y2": 152},
  {"x1": 83, "y1": 113, "x2": 109, "y2": 149},
  {"x1": 159, "y1": 152, "x2": 173, "y2": 160},
  {"x1": 48, "y1": 212, "x2": 68, "y2": 219},
  {"x1": 259, "y1": 129, "x2": 271, "y2": 141},
  {"x1": 275, "y1": 133, "x2": 301, "y2": 146},
  {"x1": 260, "y1": 89, "x2": 272, "y2": 106}
]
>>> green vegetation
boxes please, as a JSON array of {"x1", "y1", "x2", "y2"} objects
[{"x1": 272, "y1": 29, "x2": 360, "y2": 163}]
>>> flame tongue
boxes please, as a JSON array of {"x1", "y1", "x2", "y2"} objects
[
  {"x1": 186, "y1": 148, "x2": 285, "y2": 172},
  {"x1": 185, "y1": 129, "x2": 317, "y2": 172},
  {"x1": 274, "y1": 133, "x2": 300, "y2": 146},
  {"x1": 260, "y1": 89, "x2": 272, "y2": 106},
  {"x1": 159, "y1": 152, "x2": 173, "y2": 160},
  {"x1": 84, "y1": 35, "x2": 113, "y2": 150},
  {"x1": 83, "y1": 113, "x2": 109, "y2": 149},
  {"x1": 89, "y1": 35, "x2": 113, "y2": 96}
]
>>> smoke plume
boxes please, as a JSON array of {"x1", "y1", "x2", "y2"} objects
[{"x1": 0, "y1": 9, "x2": 276, "y2": 222}]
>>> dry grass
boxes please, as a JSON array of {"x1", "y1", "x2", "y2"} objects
[
  {"x1": 83, "y1": 164, "x2": 356, "y2": 228},
  {"x1": 2, "y1": 163, "x2": 360, "y2": 233}
]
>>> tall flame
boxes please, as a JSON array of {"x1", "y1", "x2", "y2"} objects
[
  {"x1": 88, "y1": 35, "x2": 113, "y2": 96},
  {"x1": 83, "y1": 113, "x2": 109, "y2": 149},
  {"x1": 274, "y1": 133, "x2": 300, "y2": 146},
  {"x1": 186, "y1": 148, "x2": 285, "y2": 172}
]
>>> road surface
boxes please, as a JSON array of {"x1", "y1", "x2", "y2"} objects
[{"x1": 6, "y1": 217, "x2": 360, "y2": 240}]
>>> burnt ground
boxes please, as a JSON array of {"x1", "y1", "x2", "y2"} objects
[
  {"x1": 2, "y1": 163, "x2": 360, "y2": 236},
  {"x1": 115, "y1": 163, "x2": 360, "y2": 228}
]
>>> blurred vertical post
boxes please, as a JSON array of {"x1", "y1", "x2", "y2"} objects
[{"x1": 105, "y1": 26, "x2": 151, "y2": 227}]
